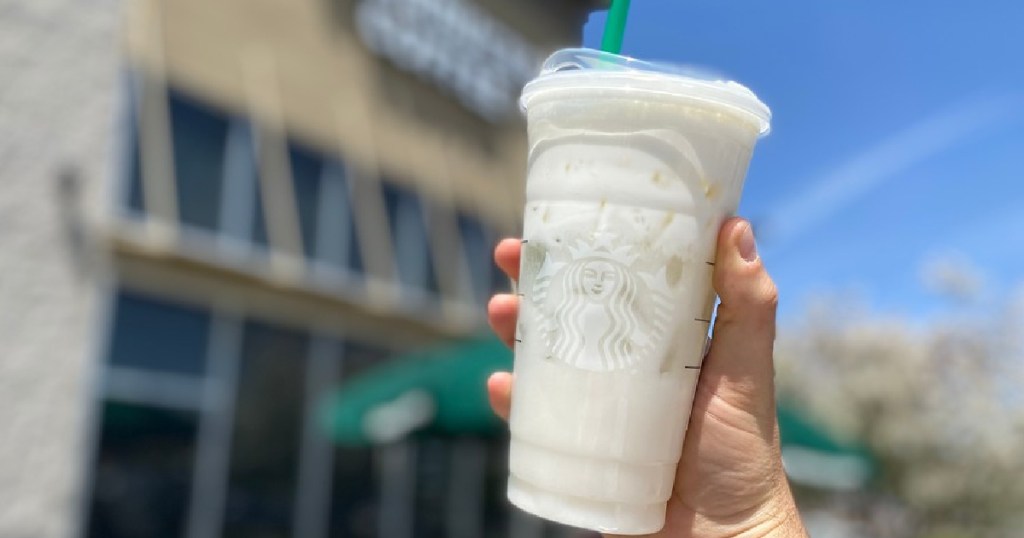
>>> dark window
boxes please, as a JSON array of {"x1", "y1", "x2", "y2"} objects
[
  {"x1": 328, "y1": 342, "x2": 390, "y2": 538},
  {"x1": 412, "y1": 200, "x2": 440, "y2": 296},
  {"x1": 316, "y1": 163, "x2": 363, "y2": 275},
  {"x1": 340, "y1": 340, "x2": 391, "y2": 379},
  {"x1": 414, "y1": 439, "x2": 449, "y2": 538},
  {"x1": 483, "y1": 434, "x2": 512, "y2": 537},
  {"x1": 85, "y1": 402, "x2": 198, "y2": 538},
  {"x1": 168, "y1": 90, "x2": 229, "y2": 231},
  {"x1": 347, "y1": 230, "x2": 364, "y2": 275},
  {"x1": 289, "y1": 142, "x2": 323, "y2": 259},
  {"x1": 329, "y1": 446, "x2": 377, "y2": 538},
  {"x1": 219, "y1": 123, "x2": 268, "y2": 252},
  {"x1": 382, "y1": 180, "x2": 438, "y2": 294},
  {"x1": 223, "y1": 321, "x2": 309, "y2": 538},
  {"x1": 457, "y1": 212, "x2": 492, "y2": 304},
  {"x1": 124, "y1": 97, "x2": 145, "y2": 214},
  {"x1": 252, "y1": 176, "x2": 270, "y2": 248},
  {"x1": 107, "y1": 290, "x2": 211, "y2": 376}
]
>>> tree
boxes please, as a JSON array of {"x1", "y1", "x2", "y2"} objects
[{"x1": 774, "y1": 280, "x2": 1024, "y2": 537}]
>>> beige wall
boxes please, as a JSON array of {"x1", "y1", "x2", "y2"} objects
[
  {"x1": 114, "y1": 0, "x2": 597, "y2": 342},
  {"x1": 123, "y1": 0, "x2": 592, "y2": 234}
]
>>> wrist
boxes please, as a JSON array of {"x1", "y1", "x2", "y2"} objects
[
  {"x1": 687, "y1": 476, "x2": 807, "y2": 538},
  {"x1": 748, "y1": 500, "x2": 807, "y2": 538},
  {"x1": 736, "y1": 480, "x2": 807, "y2": 538}
]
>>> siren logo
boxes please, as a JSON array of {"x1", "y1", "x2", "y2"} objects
[{"x1": 530, "y1": 233, "x2": 673, "y2": 372}]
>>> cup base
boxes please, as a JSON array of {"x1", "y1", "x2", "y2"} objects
[{"x1": 507, "y1": 474, "x2": 666, "y2": 535}]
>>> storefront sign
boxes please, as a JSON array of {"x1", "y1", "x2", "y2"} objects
[{"x1": 354, "y1": 0, "x2": 543, "y2": 122}]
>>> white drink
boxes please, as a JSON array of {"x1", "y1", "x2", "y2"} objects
[{"x1": 508, "y1": 49, "x2": 770, "y2": 534}]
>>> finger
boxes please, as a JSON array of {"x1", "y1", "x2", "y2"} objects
[
  {"x1": 487, "y1": 294, "x2": 519, "y2": 348},
  {"x1": 487, "y1": 371, "x2": 513, "y2": 422},
  {"x1": 703, "y1": 217, "x2": 779, "y2": 419},
  {"x1": 494, "y1": 238, "x2": 522, "y2": 282}
]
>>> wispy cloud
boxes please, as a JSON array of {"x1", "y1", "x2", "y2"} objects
[{"x1": 762, "y1": 94, "x2": 1024, "y2": 253}]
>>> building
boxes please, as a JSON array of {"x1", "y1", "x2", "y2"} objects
[{"x1": 0, "y1": 0, "x2": 600, "y2": 536}]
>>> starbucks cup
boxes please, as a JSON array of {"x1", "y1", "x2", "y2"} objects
[{"x1": 507, "y1": 48, "x2": 771, "y2": 534}]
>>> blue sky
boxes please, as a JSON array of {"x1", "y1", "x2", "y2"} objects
[{"x1": 583, "y1": 1, "x2": 1024, "y2": 321}]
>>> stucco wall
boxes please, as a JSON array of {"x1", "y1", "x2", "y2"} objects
[{"x1": 0, "y1": 1, "x2": 120, "y2": 535}]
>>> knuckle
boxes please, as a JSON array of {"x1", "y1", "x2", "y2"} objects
[
  {"x1": 716, "y1": 271, "x2": 778, "y2": 316},
  {"x1": 759, "y1": 278, "x2": 779, "y2": 310}
]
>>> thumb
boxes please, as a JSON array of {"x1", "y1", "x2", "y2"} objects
[{"x1": 702, "y1": 217, "x2": 779, "y2": 421}]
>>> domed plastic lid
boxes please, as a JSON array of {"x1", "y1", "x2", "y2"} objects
[{"x1": 521, "y1": 48, "x2": 771, "y2": 136}]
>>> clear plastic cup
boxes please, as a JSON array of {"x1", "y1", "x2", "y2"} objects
[{"x1": 507, "y1": 48, "x2": 771, "y2": 534}]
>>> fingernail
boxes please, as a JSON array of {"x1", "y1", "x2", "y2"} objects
[{"x1": 738, "y1": 222, "x2": 758, "y2": 262}]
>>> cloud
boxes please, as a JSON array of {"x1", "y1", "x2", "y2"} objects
[
  {"x1": 762, "y1": 94, "x2": 1024, "y2": 253},
  {"x1": 919, "y1": 251, "x2": 985, "y2": 302}
]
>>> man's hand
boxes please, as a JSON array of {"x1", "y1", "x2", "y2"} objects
[{"x1": 485, "y1": 218, "x2": 808, "y2": 538}]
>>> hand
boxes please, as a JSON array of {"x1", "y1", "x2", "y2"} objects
[{"x1": 486, "y1": 218, "x2": 808, "y2": 538}]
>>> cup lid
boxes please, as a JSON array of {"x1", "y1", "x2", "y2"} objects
[{"x1": 521, "y1": 48, "x2": 771, "y2": 135}]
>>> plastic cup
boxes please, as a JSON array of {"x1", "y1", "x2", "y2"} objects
[{"x1": 507, "y1": 48, "x2": 771, "y2": 534}]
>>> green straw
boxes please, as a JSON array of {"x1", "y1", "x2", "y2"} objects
[{"x1": 600, "y1": 0, "x2": 631, "y2": 54}]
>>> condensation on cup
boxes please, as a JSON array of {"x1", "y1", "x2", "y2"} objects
[{"x1": 507, "y1": 48, "x2": 771, "y2": 535}]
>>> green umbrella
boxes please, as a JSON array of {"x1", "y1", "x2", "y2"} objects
[{"x1": 321, "y1": 335, "x2": 512, "y2": 446}]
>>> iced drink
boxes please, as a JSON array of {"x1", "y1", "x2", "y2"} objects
[{"x1": 507, "y1": 49, "x2": 771, "y2": 534}]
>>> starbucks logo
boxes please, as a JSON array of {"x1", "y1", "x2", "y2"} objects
[{"x1": 529, "y1": 233, "x2": 673, "y2": 372}]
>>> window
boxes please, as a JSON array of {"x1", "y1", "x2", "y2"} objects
[
  {"x1": 316, "y1": 162, "x2": 363, "y2": 274},
  {"x1": 90, "y1": 285, "x2": 554, "y2": 538},
  {"x1": 382, "y1": 180, "x2": 439, "y2": 294},
  {"x1": 223, "y1": 321, "x2": 310, "y2": 538},
  {"x1": 120, "y1": 84, "x2": 233, "y2": 234},
  {"x1": 117, "y1": 78, "x2": 375, "y2": 284},
  {"x1": 252, "y1": 175, "x2": 271, "y2": 248},
  {"x1": 85, "y1": 402, "x2": 199, "y2": 538},
  {"x1": 328, "y1": 343, "x2": 391, "y2": 538},
  {"x1": 329, "y1": 445, "x2": 378, "y2": 538},
  {"x1": 218, "y1": 122, "x2": 269, "y2": 250},
  {"x1": 168, "y1": 89, "x2": 229, "y2": 232},
  {"x1": 460, "y1": 212, "x2": 510, "y2": 299},
  {"x1": 457, "y1": 212, "x2": 492, "y2": 304},
  {"x1": 123, "y1": 89, "x2": 145, "y2": 215},
  {"x1": 483, "y1": 435, "x2": 513, "y2": 537},
  {"x1": 289, "y1": 141, "x2": 324, "y2": 259},
  {"x1": 413, "y1": 439, "x2": 449, "y2": 538},
  {"x1": 107, "y1": 290, "x2": 211, "y2": 376}
]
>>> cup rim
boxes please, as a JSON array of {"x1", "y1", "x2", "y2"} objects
[{"x1": 521, "y1": 48, "x2": 771, "y2": 136}]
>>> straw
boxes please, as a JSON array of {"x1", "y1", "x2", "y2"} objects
[{"x1": 600, "y1": 0, "x2": 631, "y2": 54}]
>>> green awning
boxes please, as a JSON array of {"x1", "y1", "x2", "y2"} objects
[
  {"x1": 321, "y1": 336, "x2": 875, "y2": 490},
  {"x1": 778, "y1": 404, "x2": 860, "y2": 455},
  {"x1": 321, "y1": 335, "x2": 512, "y2": 446},
  {"x1": 777, "y1": 402, "x2": 875, "y2": 490}
]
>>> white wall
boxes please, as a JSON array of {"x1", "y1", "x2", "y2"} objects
[{"x1": 0, "y1": 1, "x2": 120, "y2": 535}]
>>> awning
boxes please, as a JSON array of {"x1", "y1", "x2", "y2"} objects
[
  {"x1": 321, "y1": 335, "x2": 512, "y2": 446},
  {"x1": 778, "y1": 403, "x2": 875, "y2": 491},
  {"x1": 322, "y1": 335, "x2": 875, "y2": 490}
]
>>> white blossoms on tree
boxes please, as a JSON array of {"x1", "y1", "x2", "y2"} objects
[{"x1": 774, "y1": 258, "x2": 1024, "y2": 537}]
